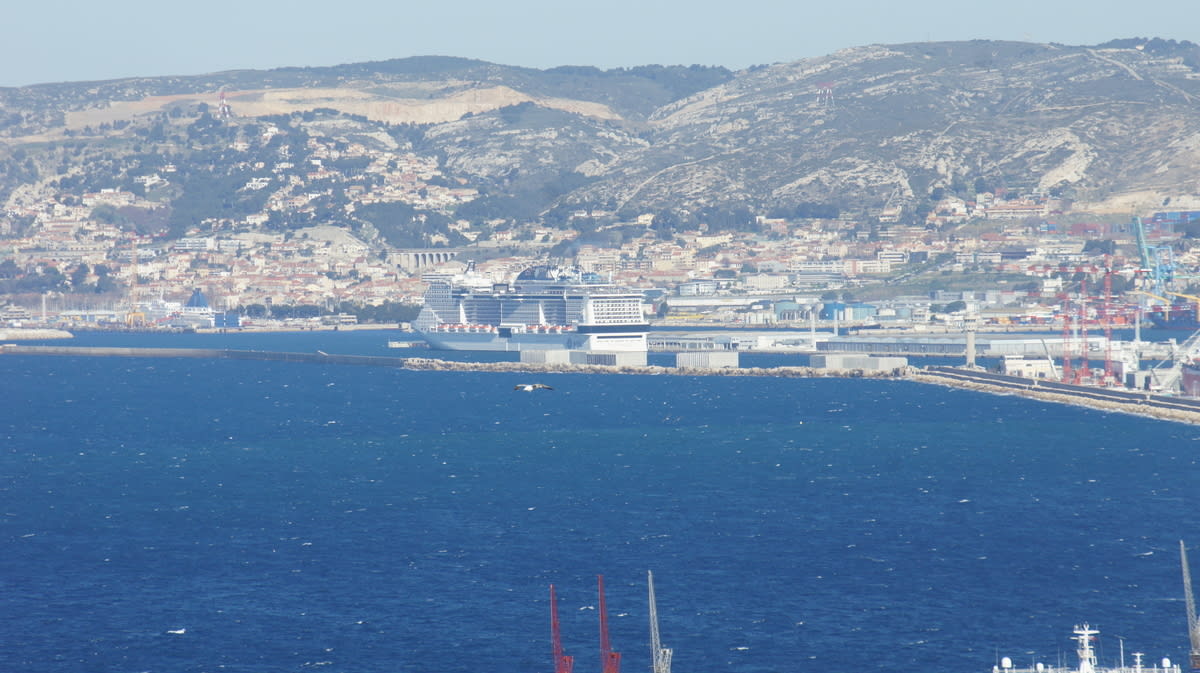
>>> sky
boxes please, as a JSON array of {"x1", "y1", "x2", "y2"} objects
[{"x1": 2, "y1": 0, "x2": 1196, "y2": 87}]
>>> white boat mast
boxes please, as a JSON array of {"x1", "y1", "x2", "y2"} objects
[
  {"x1": 648, "y1": 571, "x2": 672, "y2": 673},
  {"x1": 1074, "y1": 624, "x2": 1100, "y2": 673},
  {"x1": 1075, "y1": 628, "x2": 1099, "y2": 673}
]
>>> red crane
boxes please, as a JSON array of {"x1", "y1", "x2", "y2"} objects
[
  {"x1": 1078, "y1": 278, "x2": 1090, "y2": 383},
  {"x1": 550, "y1": 585, "x2": 574, "y2": 673},
  {"x1": 1103, "y1": 262, "x2": 1115, "y2": 384},
  {"x1": 598, "y1": 576, "x2": 621, "y2": 673},
  {"x1": 1060, "y1": 294, "x2": 1074, "y2": 383}
]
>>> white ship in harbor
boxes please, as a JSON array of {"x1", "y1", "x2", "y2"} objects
[
  {"x1": 413, "y1": 265, "x2": 649, "y2": 352},
  {"x1": 992, "y1": 624, "x2": 1179, "y2": 673},
  {"x1": 993, "y1": 541, "x2": 1200, "y2": 673}
]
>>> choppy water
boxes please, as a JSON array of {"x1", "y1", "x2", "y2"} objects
[{"x1": 3, "y1": 331, "x2": 1199, "y2": 672}]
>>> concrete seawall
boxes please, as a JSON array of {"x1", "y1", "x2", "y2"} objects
[
  {"x1": 6, "y1": 344, "x2": 1198, "y2": 425},
  {"x1": 0, "y1": 328, "x2": 73, "y2": 340}
]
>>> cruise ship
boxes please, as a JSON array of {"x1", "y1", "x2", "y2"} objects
[{"x1": 413, "y1": 265, "x2": 650, "y2": 352}]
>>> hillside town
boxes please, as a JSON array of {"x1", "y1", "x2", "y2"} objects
[{"x1": 2, "y1": 109, "x2": 1199, "y2": 332}]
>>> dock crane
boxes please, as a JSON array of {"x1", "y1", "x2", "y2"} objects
[
  {"x1": 550, "y1": 585, "x2": 574, "y2": 673},
  {"x1": 1156, "y1": 292, "x2": 1200, "y2": 392},
  {"x1": 647, "y1": 571, "x2": 672, "y2": 673},
  {"x1": 598, "y1": 576, "x2": 621, "y2": 673},
  {"x1": 1181, "y1": 541, "x2": 1200, "y2": 671},
  {"x1": 1133, "y1": 216, "x2": 1176, "y2": 296},
  {"x1": 1124, "y1": 291, "x2": 1200, "y2": 392},
  {"x1": 1149, "y1": 330, "x2": 1200, "y2": 394},
  {"x1": 1132, "y1": 288, "x2": 1176, "y2": 339},
  {"x1": 1131, "y1": 289, "x2": 1175, "y2": 306}
]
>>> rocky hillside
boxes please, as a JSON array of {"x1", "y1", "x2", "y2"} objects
[
  {"x1": 615, "y1": 39, "x2": 1200, "y2": 215},
  {"x1": 3, "y1": 39, "x2": 1200, "y2": 237}
]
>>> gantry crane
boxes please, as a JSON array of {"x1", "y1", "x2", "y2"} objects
[{"x1": 1133, "y1": 216, "x2": 1176, "y2": 296}]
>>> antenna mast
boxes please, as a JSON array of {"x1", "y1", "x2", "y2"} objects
[
  {"x1": 1181, "y1": 541, "x2": 1200, "y2": 670},
  {"x1": 551, "y1": 585, "x2": 574, "y2": 673},
  {"x1": 1073, "y1": 624, "x2": 1100, "y2": 673},
  {"x1": 598, "y1": 575, "x2": 621, "y2": 673},
  {"x1": 648, "y1": 571, "x2": 673, "y2": 673}
]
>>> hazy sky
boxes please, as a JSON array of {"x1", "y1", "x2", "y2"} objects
[{"x1": 2, "y1": 0, "x2": 1196, "y2": 87}]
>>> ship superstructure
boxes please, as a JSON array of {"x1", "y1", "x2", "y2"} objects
[
  {"x1": 992, "y1": 624, "x2": 1180, "y2": 673},
  {"x1": 414, "y1": 265, "x2": 649, "y2": 352}
]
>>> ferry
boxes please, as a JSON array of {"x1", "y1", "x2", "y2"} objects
[{"x1": 413, "y1": 265, "x2": 650, "y2": 352}]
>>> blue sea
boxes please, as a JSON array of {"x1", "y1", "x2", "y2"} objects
[{"x1": 3, "y1": 330, "x2": 1200, "y2": 673}]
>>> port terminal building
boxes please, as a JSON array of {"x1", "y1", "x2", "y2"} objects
[{"x1": 649, "y1": 330, "x2": 1109, "y2": 358}]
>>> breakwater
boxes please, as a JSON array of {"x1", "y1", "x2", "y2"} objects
[
  {"x1": 0, "y1": 345, "x2": 412, "y2": 367},
  {"x1": 914, "y1": 366, "x2": 1200, "y2": 425},
  {"x1": 6, "y1": 344, "x2": 1199, "y2": 425},
  {"x1": 0, "y1": 328, "x2": 73, "y2": 340},
  {"x1": 0, "y1": 344, "x2": 901, "y2": 379}
]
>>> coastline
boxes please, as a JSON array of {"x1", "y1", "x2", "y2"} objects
[
  {"x1": 5, "y1": 343, "x2": 1197, "y2": 425},
  {"x1": 911, "y1": 369, "x2": 1200, "y2": 426}
]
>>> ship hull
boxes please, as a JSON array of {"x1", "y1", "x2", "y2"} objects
[
  {"x1": 1146, "y1": 307, "x2": 1200, "y2": 330},
  {"x1": 1181, "y1": 362, "x2": 1200, "y2": 398}
]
